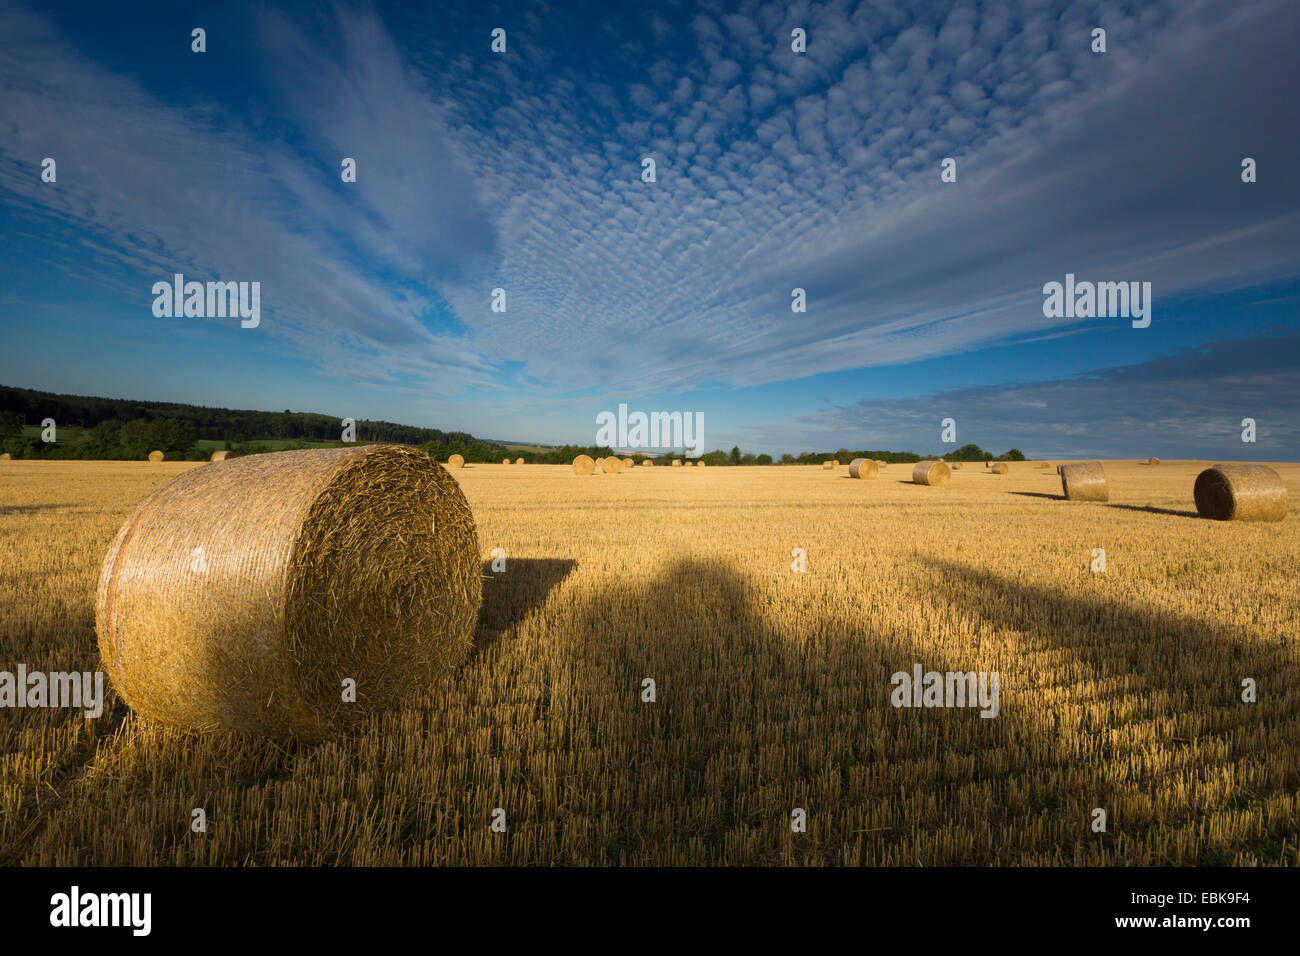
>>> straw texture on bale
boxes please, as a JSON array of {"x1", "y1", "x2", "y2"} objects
[
  {"x1": 573, "y1": 455, "x2": 595, "y2": 475},
  {"x1": 641, "y1": 459, "x2": 653, "y2": 467},
  {"x1": 148, "y1": 450, "x2": 164, "y2": 462},
  {"x1": 1194, "y1": 464, "x2": 1289, "y2": 522},
  {"x1": 447, "y1": 454, "x2": 464, "y2": 469},
  {"x1": 502, "y1": 458, "x2": 510, "y2": 465},
  {"x1": 209, "y1": 450, "x2": 232, "y2": 462},
  {"x1": 623, "y1": 458, "x2": 634, "y2": 469},
  {"x1": 989, "y1": 462, "x2": 1009, "y2": 475},
  {"x1": 876, "y1": 460, "x2": 887, "y2": 468},
  {"x1": 912, "y1": 460, "x2": 951, "y2": 486},
  {"x1": 602, "y1": 457, "x2": 622, "y2": 474},
  {"x1": 95, "y1": 445, "x2": 482, "y2": 740},
  {"x1": 671, "y1": 460, "x2": 682, "y2": 467},
  {"x1": 822, "y1": 461, "x2": 835, "y2": 470},
  {"x1": 515, "y1": 458, "x2": 524, "y2": 465},
  {"x1": 848, "y1": 458, "x2": 878, "y2": 479},
  {"x1": 0, "y1": 453, "x2": 10, "y2": 460},
  {"x1": 594, "y1": 458, "x2": 605, "y2": 468},
  {"x1": 683, "y1": 460, "x2": 693, "y2": 467},
  {"x1": 1148, "y1": 458, "x2": 1160, "y2": 466},
  {"x1": 1059, "y1": 462, "x2": 1108, "y2": 502}
]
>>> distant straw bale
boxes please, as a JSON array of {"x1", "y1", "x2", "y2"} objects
[
  {"x1": 95, "y1": 445, "x2": 481, "y2": 739},
  {"x1": 148, "y1": 450, "x2": 165, "y2": 462},
  {"x1": 1194, "y1": 464, "x2": 1288, "y2": 522},
  {"x1": 848, "y1": 458, "x2": 878, "y2": 479},
  {"x1": 209, "y1": 450, "x2": 232, "y2": 462},
  {"x1": 1059, "y1": 462, "x2": 1108, "y2": 502},
  {"x1": 989, "y1": 462, "x2": 1009, "y2": 474},
  {"x1": 641, "y1": 459, "x2": 653, "y2": 467},
  {"x1": 951, "y1": 462, "x2": 964, "y2": 470},
  {"x1": 671, "y1": 460, "x2": 682, "y2": 467},
  {"x1": 913, "y1": 460, "x2": 951, "y2": 486},
  {"x1": 1147, "y1": 458, "x2": 1160, "y2": 466},
  {"x1": 447, "y1": 454, "x2": 464, "y2": 469},
  {"x1": 515, "y1": 457, "x2": 524, "y2": 465},
  {"x1": 603, "y1": 457, "x2": 622, "y2": 474}
]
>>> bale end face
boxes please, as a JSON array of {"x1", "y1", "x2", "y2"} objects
[
  {"x1": 951, "y1": 461, "x2": 964, "y2": 470},
  {"x1": 913, "y1": 460, "x2": 951, "y2": 486},
  {"x1": 1194, "y1": 464, "x2": 1288, "y2": 522},
  {"x1": 515, "y1": 458, "x2": 525, "y2": 465},
  {"x1": 1059, "y1": 462, "x2": 1108, "y2": 502},
  {"x1": 671, "y1": 459, "x2": 682, "y2": 467},
  {"x1": 148, "y1": 450, "x2": 165, "y2": 462},
  {"x1": 447, "y1": 454, "x2": 465, "y2": 469},
  {"x1": 641, "y1": 459, "x2": 653, "y2": 467},
  {"x1": 572, "y1": 454, "x2": 595, "y2": 475},
  {"x1": 209, "y1": 450, "x2": 232, "y2": 462},
  {"x1": 989, "y1": 462, "x2": 1009, "y2": 475},
  {"x1": 848, "y1": 458, "x2": 878, "y2": 479},
  {"x1": 602, "y1": 457, "x2": 622, "y2": 474}
]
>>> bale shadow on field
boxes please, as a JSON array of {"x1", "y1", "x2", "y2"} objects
[
  {"x1": 473, "y1": 558, "x2": 577, "y2": 658},
  {"x1": 553, "y1": 558, "x2": 1095, "y2": 865},
  {"x1": 1107, "y1": 503, "x2": 1199, "y2": 518},
  {"x1": 1008, "y1": 491, "x2": 1061, "y2": 501}
]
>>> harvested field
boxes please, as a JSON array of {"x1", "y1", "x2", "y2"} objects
[{"x1": 1, "y1": 458, "x2": 1297, "y2": 865}]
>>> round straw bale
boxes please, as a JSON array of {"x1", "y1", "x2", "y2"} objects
[
  {"x1": 641, "y1": 459, "x2": 653, "y2": 467},
  {"x1": 950, "y1": 461, "x2": 964, "y2": 470},
  {"x1": 822, "y1": 461, "x2": 835, "y2": 470},
  {"x1": 848, "y1": 458, "x2": 878, "y2": 479},
  {"x1": 514, "y1": 457, "x2": 524, "y2": 465},
  {"x1": 671, "y1": 459, "x2": 682, "y2": 467},
  {"x1": 502, "y1": 458, "x2": 510, "y2": 465},
  {"x1": 623, "y1": 458, "x2": 634, "y2": 469},
  {"x1": 594, "y1": 457, "x2": 605, "y2": 468},
  {"x1": 447, "y1": 454, "x2": 464, "y2": 469},
  {"x1": 603, "y1": 456, "x2": 622, "y2": 474},
  {"x1": 148, "y1": 450, "x2": 165, "y2": 462},
  {"x1": 0, "y1": 453, "x2": 11, "y2": 460},
  {"x1": 683, "y1": 460, "x2": 693, "y2": 467},
  {"x1": 989, "y1": 462, "x2": 1008, "y2": 474},
  {"x1": 1194, "y1": 464, "x2": 1289, "y2": 522},
  {"x1": 95, "y1": 445, "x2": 481, "y2": 740},
  {"x1": 1147, "y1": 458, "x2": 1160, "y2": 466},
  {"x1": 1059, "y1": 461, "x2": 1108, "y2": 502},
  {"x1": 696, "y1": 461, "x2": 706, "y2": 468},
  {"x1": 1038, "y1": 462, "x2": 1051, "y2": 469},
  {"x1": 912, "y1": 460, "x2": 951, "y2": 486},
  {"x1": 209, "y1": 450, "x2": 232, "y2": 462},
  {"x1": 573, "y1": 454, "x2": 595, "y2": 475}
]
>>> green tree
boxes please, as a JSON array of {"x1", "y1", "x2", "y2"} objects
[
  {"x1": 729, "y1": 445, "x2": 741, "y2": 465},
  {"x1": 756, "y1": 453, "x2": 773, "y2": 465}
]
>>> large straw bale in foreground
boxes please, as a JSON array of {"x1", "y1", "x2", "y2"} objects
[
  {"x1": 148, "y1": 450, "x2": 164, "y2": 462},
  {"x1": 912, "y1": 460, "x2": 951, "y2": 486},
  {"x1": 989, "y1": 462, "x2": 1009, "y2": 475},
  {"x1": 209, "y1": 450, "x2": 232, "y2": 462},
  {"x1": 447, "y1": 454, "x2": 464, "y2": 469},
  {"x1": 95, "y1": 445, "x2": 482, "y2": 740},
  {"x1": 1059, "y1": 462, "x2": 1108, "y2": 502},
  {"x1": 1194, "y1": 464, "x2": 1288, "y2": 522},
  {"x1": 848, "y1": 458, "x2": 878, "y2": 479},
  {"x1": 573, "y1": 455, "x2": 595, "y2": 475}
]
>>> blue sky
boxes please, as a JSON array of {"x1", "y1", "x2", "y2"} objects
[{"x1": 1, "y1": 0, "x2": 1297, "y2": 458}]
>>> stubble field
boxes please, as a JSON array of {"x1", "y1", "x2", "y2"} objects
[{"x1": 1, "y1": 457, "x2": 1297, "y2": 865}]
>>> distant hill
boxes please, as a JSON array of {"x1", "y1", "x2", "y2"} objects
[{"x1": 0, "y1": 384, "x2": 482, "y2": 447}]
